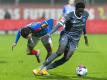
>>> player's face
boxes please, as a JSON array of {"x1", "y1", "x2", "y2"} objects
[{"x1": 76, "y1": 8, "x2": 84, "y2": 17}]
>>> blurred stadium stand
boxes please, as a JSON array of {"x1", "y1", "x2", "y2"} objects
[
  {"x1": 0, "y1": 0, "x2": 107, "y2": 34},
  {"x1": 0, "y1": 0, "x2": 107, "y2": 5}
]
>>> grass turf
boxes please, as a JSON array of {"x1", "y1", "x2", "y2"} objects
[{"x1": 0, "y1": 34, "x2": 107, "y2": 80}]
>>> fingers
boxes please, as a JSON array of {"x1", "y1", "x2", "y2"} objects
[
  {"x1": 12, "y1": 45, "x2": 15, "y2": 51},
  {"x1": 12, "y1": 43, "x2": 16, "y2": 51}
]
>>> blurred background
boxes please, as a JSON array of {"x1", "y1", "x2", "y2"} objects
[{"x1": 0, "y1": 0, "x2": 107, "y2": 34}]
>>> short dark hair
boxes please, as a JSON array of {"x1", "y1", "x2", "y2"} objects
[
  {"x1": 20, "y1": 27, "x2": 31, "y2": 38},
  {"x1": 75, "y1": 1, "x2": 85, "y2": 9}
]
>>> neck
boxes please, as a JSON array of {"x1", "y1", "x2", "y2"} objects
[{"x1": 75, "y1": 11, "x2": 81, "y2": 17}]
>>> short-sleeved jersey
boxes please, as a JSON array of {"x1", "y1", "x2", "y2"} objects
[
  {"x1": 15, "y1": 19, "x2": 53, "y2": 43},
  {"x1": 60, "y1": 11, "x2": 89, "y2": 40}
]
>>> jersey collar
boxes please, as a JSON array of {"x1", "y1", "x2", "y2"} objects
[{"x1": 74, "y1": 11, "x2": 82, "y2": 19}]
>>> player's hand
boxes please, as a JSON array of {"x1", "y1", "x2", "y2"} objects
[
  {"x1": 85, "y1": 39, "x2": 88, "y2": 46},
  {"x1": 12, "y1": 42, "x2": 17, "y2": 51},
  {"x1": 84, "y1": 36, "x2": 88, "y2": 46}
]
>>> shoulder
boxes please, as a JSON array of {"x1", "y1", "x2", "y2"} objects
[
  {"x1": 65, "y1": 11, "x2": 74, "y2": 18},
  {"x1": 44, "y1": 19, "x2": 54, "y2": 24}
]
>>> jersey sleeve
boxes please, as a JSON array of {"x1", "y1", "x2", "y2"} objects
[
  {"x1": 15, "y1": 30, "x2": 21, "y2": 44},
  {"x1": 83, "y1": 11, "x2": 89, "y2": 35},
  {"x1": 83, "y1": 24, "x2": 86, "y2": 35},
  {"x1": 85, "y1": 11, "x2": 89, "y2": 20}
]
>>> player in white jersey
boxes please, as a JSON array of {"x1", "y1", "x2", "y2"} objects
[{"x1": 63, "y1": 0, "x2": 75, "y2": 16}]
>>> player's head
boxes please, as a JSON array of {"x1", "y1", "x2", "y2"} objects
[
  {"x1": 75, "y1": 1, "x2": 85, "y2": 16},
  {"x1": 21, "y1": 27, "x2": 32, "y2": 38},
  {"x1": 68, "y1": 0, "x2": 75, "y2": 5}
]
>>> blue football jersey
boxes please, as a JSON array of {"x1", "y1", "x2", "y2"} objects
[{"x1": 15, "y1": 19, "x2": 54, "y2": 43}]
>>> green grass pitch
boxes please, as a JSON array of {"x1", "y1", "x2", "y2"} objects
[{"x1": 0, "y1": 34, "x2": 107, "y2": 80}]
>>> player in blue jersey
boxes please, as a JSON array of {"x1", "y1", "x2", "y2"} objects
[
  {"x1": 33, "y1": 1, "x2": 89, "y2": 75},
  {"x1": 12, "y1": 19, "x2": 54, "y2": 63},
  {"x1": 63, "y1": 0, "x2": 75, "y2": 16}
]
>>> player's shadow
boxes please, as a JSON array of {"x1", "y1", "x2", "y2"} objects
[
  {"x1": 0, "y1": 57, "x2": 8, "y2": 64},
  {"x1": 36, "y1": 74, "x2": 72, "y2": 80},
  {"x1": 36, "y1": 74, "x2": 107, "y2": 80},
  {"x1": 0, "y1": 60, "x2": 8, "y2": 64}
]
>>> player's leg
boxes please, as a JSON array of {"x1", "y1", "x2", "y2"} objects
[
  {"x1": 41, "y1": 36, "x2": 52, "y2": 60},
  {"x1": 35, "y1": 41, "x2": 75, "y2": 75},
  {"x1": 33, "y1": 34, "x2": 68, "y2": 75},
  {"x1": 27, "y1": 36, "x2": 41, "y2": 63},
  {"x1": 40, "y1": 34, "x2": 68, "y2": 69},
  {"x1": 44, "y1": 41, "x2": 76, "y2": 70}
]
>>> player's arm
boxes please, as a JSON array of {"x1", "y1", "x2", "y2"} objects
[
  {"x1": 83, "y1": 26, "x2": 88, "y2": 46},
  {"x1": 48, "y1": 14, "x2": 70, "y2": 35},
  {"x1": 83, "y1": 11, "x2": 89, "y2": 46},
  {"x1": 50, "y1": 13, "x2": 71, "y2": 35},
  {"x1": 42, "y1": 14, "x2": 70, "y2": 39},
  {"x1": 12, "y1": 30, "x2": 21, "y2": 51},
  {"x1": 49, "y1": 22, "x2": 63, "y2": 35},
  {"x1": 41, "y1": 21, "x2": 63, "y2": 39}
]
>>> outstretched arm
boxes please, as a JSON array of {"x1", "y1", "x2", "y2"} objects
[
  {"x1": 12, "y1": 30, "x2": 21, "y2": 51},
  {"x1": 48, "y1": 17, "x2": 67, "y2": 35},
  {"x1": 41, "y1": 22, "x2": 63, "y2": 40},
  {"x1": 43, "y1": 13, "x2": 70, "y2": 37},
  {"x1": 15, "y1": 30, "x2": 21, "y2": 44},
  {"x1": 49, "y1": 22, "x2": 62, "y2": 35},
  {"x1": 83, "y1": 26, "x2": 88, "y2": 46}
]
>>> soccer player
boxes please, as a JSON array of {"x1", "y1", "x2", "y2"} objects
[
  {"x1": 33, "y1": 1, "x2": 89, "y2": 75},
  {"x1": 63, "y1": 0, "x2": 75, "y2": 16},
  {"x1": 12, "y1": 19, "x2": 54, "y2": 63}
]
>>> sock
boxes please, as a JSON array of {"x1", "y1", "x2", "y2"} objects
[
  {"x1": 40, "y1": 65, "x2": 45, "y2": 70},
  {"x1": 43, "y1": 67, "x2": 47, "y2": 70},
  {"x1": 31, "y1": 50, "x2": 39, "y2": 55}
]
